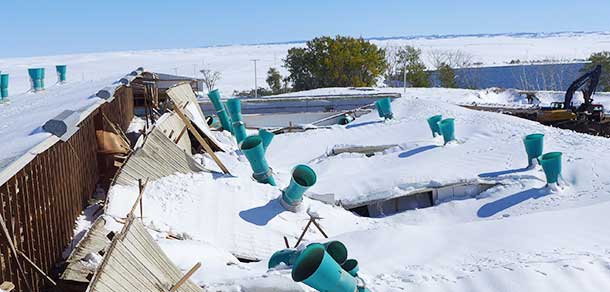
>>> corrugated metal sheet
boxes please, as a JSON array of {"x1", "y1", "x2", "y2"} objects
[
  {"x1": 156, "y1": 112, "x2": 192, "y2": 154},
  {"x1": 61, "y1": 217, "x2": 112, "y2": 283},
  {"x1": 114, "y1": 127, "x2": 207, "y2": 186},
  {"x1": 87, "y1": 217, "x2": 203, "y2": 292},
  {"x1": 165, "y1": 83, "x2": 232, "y2": 153}
]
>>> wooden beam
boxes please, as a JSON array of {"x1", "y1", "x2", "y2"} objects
[
  {"x1": 173, "y1": 126, "x2": 188, "y2": 144},
  {"x1": 128, "y1": 177, "x2": 149, "y2": 219},
  {"x1": 169, "y1": 262, "x2": 201, "y2": 292},
  {"x1": 173, "y1": 102, "x2": 230, "y2": 174},
  {"x1": 16, "y1": 250, "x2": 57, "y2": 286},
  {"x1": 0, "y1": 214, "x2": 33, "y2": 292}
]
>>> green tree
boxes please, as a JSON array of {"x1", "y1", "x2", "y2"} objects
[
  {"x1": 582, "y1": 51, "x2": 610, "y2": 91},
  {"x1": 397, "y1": 46, "x2": 430, "y2": 87},
  {"x1": 438, "y1": 63, "x2": 456, "y2": 88},
  {"x1": 266, "y1": 67, "x2": 282, "y2": 93},
  {"x1": 284, "y1": 36, "x2": 387, "y2": 91}
]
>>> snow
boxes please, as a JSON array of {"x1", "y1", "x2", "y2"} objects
[
  {"x1": 3, "y1": 32, "x2": 610, "y2": 173},
  {"x1": 0, "y1": 77, "x2": 117, "y2": 171},
  {"x1": 104, "y1": 94, "x2": 610, "y2": 291},
  {"x1": 3, "y1": 31, "x2": 610, "y2": 291}
]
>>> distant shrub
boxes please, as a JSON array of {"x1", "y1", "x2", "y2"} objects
[
  {"x1": 582, "y1": 51, "x2": 610, "y2": 91},
  {"x1": 284, "y1": 36, "x2": 387, "y2": 91}
]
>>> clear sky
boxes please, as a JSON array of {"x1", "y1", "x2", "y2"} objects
[{"x1": 2, "y1": 0, "x2": 609, "y2": 58}]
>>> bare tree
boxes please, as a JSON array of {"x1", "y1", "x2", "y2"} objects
[
  {"x1": 384, "y1": 45, "x2": 401, "y2": 79},
  {"x1": 427, "y1": 49, "x2": 474, "y2": 69},
  {"x1": 200, "y1": 69, "x2": 222, "y2": 91}
]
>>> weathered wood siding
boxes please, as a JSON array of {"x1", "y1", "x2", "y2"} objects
[{"x1": 0, "y1": 86, "x2": 134, "y2": 291}]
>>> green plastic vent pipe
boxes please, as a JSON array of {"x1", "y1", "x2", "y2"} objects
[
  {"x1": 258, "y1": 129, "x2": 274, "y2": 152},
  {"x1": 338, "y1": 114, "x2": 354, "y2": 125},
  {"x1": 323, "y1": 241, "x2": 348, "y2": 265},
  {"x1": 28, "y1": 68, "x2": 45, "y2": 91},
  {"x1": 375, "y1": 97, "x2": 393, "y2": 120},
  {"x1": 540, "y1": 152, "x2": 562, "y2": 187},
  {"x1": 226, "y1": 98, "x2": 248, "y2": 144},
  {"x1": 206, "y1": 115, "x2": 221, "y2": 128},
  {"x1": 341, "y1": 259, "x2": 359, "y2": 277},
  {"x1": 0, "y1": 74, "x2": 8, "y2": 98},
  {"x1": 523, "y1": 133, "x2": 544, "y2": 167},
  {"x1": 439, "y1": 118, "x2": 456, "y2": 144},
  {"x1": 427, "y1": 115, "x2": 443, "y2": 137},
  {"x1": 207, "y1": 89, "x2": 233, "y2": 134},
  {"x1": 56, "y1": 65, "x2": 67, "y2": 83},
  {"x1": 240, "y1": 135, "x2": 276, "y2": 186},
  {"x1": 292, "y1": 243, "x2": 357, "y2": 292},
  {"x1": 268, "y1": 249, "x2": 300, "y2": 269},
  {"x1": 281, "y1": 164, "x2": 317, "y2": 211}
]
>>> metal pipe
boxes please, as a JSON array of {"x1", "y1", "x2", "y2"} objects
[
  {"x1": 226, "y1": 98, "x2": 248, "y2": 144},
  {"x1": 207, "y1": 89, "x2": 233, "y2": 134},
  {"x1": 291, "y1": 243, "x2": 357, "y2": 292},
  {"x1": 281, "y1": 164, "x2": 317, "y2": 211},
  {"x1": 240, "y1": 135, "x2": 276, "y2": 185}
]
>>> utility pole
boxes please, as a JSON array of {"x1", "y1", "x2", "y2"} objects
[
  {"x1": 173, "y1": 67, "x2": 178, "y2": 76},
  {"x1": 403, "y1": 65, "x2": 407, "y2": 93},
  {"x1": 251, "y1": 59, "x2": 260, "y2": 98}
]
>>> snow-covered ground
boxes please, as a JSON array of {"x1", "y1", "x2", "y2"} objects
[
  {"x1": 3, "y1": 32, "x2": 610, "y2": 291},
  {"x1": 2, "y1": 31, "x2": 610, "y2": 96},
  {"x1": 104, "y1": 95, "x2": 610, "y2": 291},
  {"x1": 3, "y1": 32, "x2": 610, "y2": 172}
]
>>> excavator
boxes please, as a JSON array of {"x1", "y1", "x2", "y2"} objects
[{"x1": 537, "y1": 65, "x2": 604, "y2": 124}]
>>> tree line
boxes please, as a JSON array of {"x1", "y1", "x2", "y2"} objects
[{"x1": 199, "y1": 35, "x2": 610, "y2": 96}]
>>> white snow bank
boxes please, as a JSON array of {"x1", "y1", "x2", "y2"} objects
[{"x1": 105, "y1": 91, "x2": 610, "y2": 291}]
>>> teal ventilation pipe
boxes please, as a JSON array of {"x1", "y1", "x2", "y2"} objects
[
  {"x1": 375, "y1": 97, "x2": 393, "y2": 120},
  {"x1": 0, "y1": 74, "x2": 8, "y2": 99},
  {"x1": 258, "y1": 129, "x2": 274, "y2": 151},
  {"x1": 240, "y1": 135, "x2": 276, "y2": 186},
  {"x1": 341, "y1": 259, "x2": 359, "y2": 277},
  {"x1": 206, "y1": 115, "x2": 221, "y2": 128},
  {"x1": 40, "y1": 68, "x2": 46, "y2": 89},
  {"x1": 268, "y1": 249, "x2": 300, "y2": 269},
  {"x1": 56, "y1": 65, "x2": 67, "y2": 83},
  {"x1": 540, "y1": 152, "x2": 562, "y2": 186},
  {"x1": 28, "y1": 68, "x2": 45, "y2": 91},
  {"x1": 291, "y1": 243, "x2": 358, "y2": 292},
  {"x1": 523, "y1": 134, "x2": 544, "y2": 167},
  {"x1": 426, "y1": 115, "x2": 443, "y2": 137},
  {"x1": 207, "y1": 89, "x2": 233, "y2": 134},
  {"x1": 338, "y1": 114, "x2": 354, "y2": 125},
  {"x1": 439, "y1": 118, "x2": 456, "y2": 144},
  {"x1": 323, "y1": 241, "x2": 348, "y2": 265},
  {"x1": 281, "y1": 164, "x2": 317, "y2": 211},
  {"x1": 226, "y1": 98, "x2": 248, "y2": 144}
]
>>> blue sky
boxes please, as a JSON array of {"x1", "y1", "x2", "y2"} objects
[{"x1": 2, "y1": 0, "x2": 609, "y2": 57}]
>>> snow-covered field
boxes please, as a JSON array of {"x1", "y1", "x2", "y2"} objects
[
  {"x1": 103, "y1": 95, "x2": 610, "y2": 291},
  {"x1": 3, "y1": 32, "x2": 610, "y2": 291}
]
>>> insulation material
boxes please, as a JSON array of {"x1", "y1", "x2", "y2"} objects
[
  {"x1": 86, "y1": 217, "x2": 203, "y2": 292},
  {"x1": 156, "y1": 112, "x2": 192, "y2": 154},
  {"x1": 113, "y1": 127, "x2": 208, "y2": 186},
  {"x1": 165, "y1": 83, "x2": 233, "y2": 152}
]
